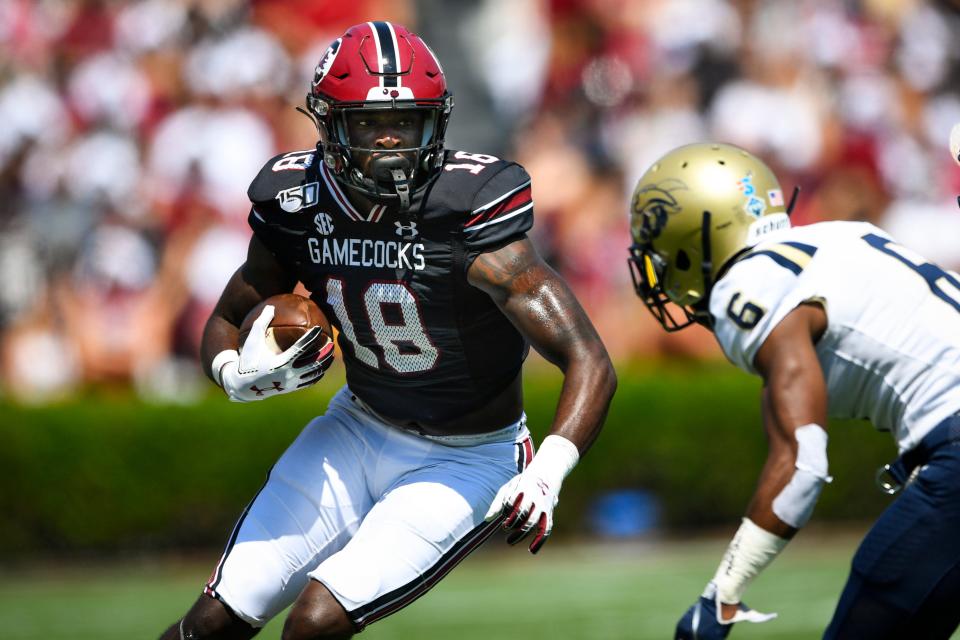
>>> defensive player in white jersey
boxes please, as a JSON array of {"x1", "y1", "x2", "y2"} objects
[{"x1": 627, "y1": 142, "x2": 960, "y2": 639}]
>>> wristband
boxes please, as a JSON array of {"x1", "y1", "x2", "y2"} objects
[
  {"x1": 712, "y1": 518, "x2": 789, "y2": 604},
  {"x1": 529, "y1": 435, "x2": 580, "y2": 487},
  {"x1": 210, "y1": 349, "x2": 239, "y2": 388}
]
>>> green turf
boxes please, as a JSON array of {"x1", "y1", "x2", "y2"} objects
[{"x1": 1, "y1": 533, "x2": 955, "y2": 639}]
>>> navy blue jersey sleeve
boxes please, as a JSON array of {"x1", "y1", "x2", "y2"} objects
[{"x1": 461, "y1": 163, "x2": 533, "y2": 259}]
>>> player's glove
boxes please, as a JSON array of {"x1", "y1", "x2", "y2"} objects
[
  {"x1": 675, "y1": 581, "x2": 776, "y2": 640},
  {"x1": 212, "y1": 305, "x2": 334, "y2": 403},
  {"x1": 483, "y1": 435, "x2": 579, "y2": 554}
]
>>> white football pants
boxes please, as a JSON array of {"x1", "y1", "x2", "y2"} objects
[{"x1": 204, "y1": 386, "x2": 532, "y2": 628}]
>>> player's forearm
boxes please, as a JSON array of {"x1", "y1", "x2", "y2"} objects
[
  {"x1": 506, "y1": 274, "x2": 616, "y2": 452},
  {"x1": 710, "y1": 457, "x2": 798, "y2": 602},
  {"x1": 200, "y1": 313, "x2": 242, "y2": 382},
  {"x1": 515, "y1": 287, "x2": 616, "y2": 453},
  {"x1": 713, "y1": 393, "x2": 831, "y2": 604},
  {"x1": 750, "y1": 310, "x2": 831, "y2": 533},
  {"x1": 745, "y1": 448, "x2": 802, "y2": 538},
  {"x1": 547, "y1": 350, "x2": 616, "y2": 454}
]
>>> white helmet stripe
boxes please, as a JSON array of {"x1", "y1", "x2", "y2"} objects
[{"x1": 366, "y1": 21, "x2": 383, "y2": 90}]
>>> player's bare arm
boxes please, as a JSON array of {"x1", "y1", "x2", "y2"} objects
[
  {"x1": 200, "y1": 235, "x2": 296, "y2": 381},
  {"x1": 467, "y1": 236, "x2": 616, "y2": 453},
  {"x1": 749, "y1": 301, "x2": 829, "y2": 537},
  {"x1": 471, "y1": 235, "x2": 616, "y2": 554},
  {"x1": 701, "y1": 302, "x2": 830, "y2": 623}
]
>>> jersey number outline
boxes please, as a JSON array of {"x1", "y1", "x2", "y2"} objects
[
  {"x1": 325, "y1": 277, "x2": 440, "y2": 374},
  {"x1": 272, "y1": 150, "x2": 315, "y2": 172},
  {"x1": 863, "y1": 233, "x2": 960, "y2": 314},
  {"x1": 443, "y1": 150, "x2": 499, "y2": 175},
  {"x1": 726, "y1": 292, "x2": 766, "y2": 329}
]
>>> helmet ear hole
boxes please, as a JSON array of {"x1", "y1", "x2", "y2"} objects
[{"x1": 676, "y1": 250, "x2": 691, "y2": 271}]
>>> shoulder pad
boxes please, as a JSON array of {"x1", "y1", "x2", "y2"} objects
[
  {"x1": 469, "y1": 162, "x2": 532, "y2": 214},
  {"x1": 427, "y1": 149, "x2": 529, "y2": 215},
  {"x1": 247, "y1": 149, "x2": 319, "y2": 207},
  {"x1": 435, "y1": 151, "x2": 535, "y2": 254},
  {"x1": 710, "y1": 254, "x2": 808, "y2": 374}
]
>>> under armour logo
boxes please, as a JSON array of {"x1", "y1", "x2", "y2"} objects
[
  {"x1": 250, "y1": 381, "x2": 284, "y2": 396},
  {"x1": 314, "y1": 212, "x2": 335, "y2": 236},
  {"x1": 395, "y1": 220, "x2": 418, "y2": 238}
]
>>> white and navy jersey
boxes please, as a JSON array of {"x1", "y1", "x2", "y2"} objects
[
  {"x1": 246, "y1": 148, "x2": 534, "y2": 425},
  {"x1": 710, "y1": 221, "x2": 960, "y2": 453}
]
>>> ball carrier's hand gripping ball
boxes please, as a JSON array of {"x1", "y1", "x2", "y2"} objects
[
  {"x1": 300, "y1": 21, "x2": 454, "y2": 211},
  {"x1": 238, "y1": 293, "x2": 332, "y2": 353},
  {"x1": 213, "y1": 294, "x2": 334, "y2": 402}
]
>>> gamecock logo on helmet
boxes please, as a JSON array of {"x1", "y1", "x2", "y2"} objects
[{"x1": 313, "y1": 38, "x2": 342, "y2": 87}]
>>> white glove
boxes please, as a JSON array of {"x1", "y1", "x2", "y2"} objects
[
  {"x1": 212, "y1": 305, "x2": 334, "y2": 403},
  {"x1": 484, "y1": 435, "x2": 579, "y2": 554}
]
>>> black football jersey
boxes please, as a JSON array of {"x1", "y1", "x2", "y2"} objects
[{"x1": 247, "y1": 148, "x2": 534, "y2": 424}]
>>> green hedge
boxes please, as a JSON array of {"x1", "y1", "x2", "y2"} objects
[{"x1": 0, "y1": 362, "x2": 897, "y2": 554}]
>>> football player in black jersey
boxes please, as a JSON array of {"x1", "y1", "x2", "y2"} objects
[{"x1": 160, "y1": 21, "x2": 616, "y2": 640}]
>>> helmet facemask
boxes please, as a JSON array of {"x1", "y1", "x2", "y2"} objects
[
  {"x1": 307, "y1": 98, "x2": 452, "y2": 209},
  {"x1": 627, "y1": 211, "x2": 715, "y2": 332}
]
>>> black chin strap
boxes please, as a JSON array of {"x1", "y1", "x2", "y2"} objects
[
  {"x1": 694, "y1": 211, "x2": 716, "y2": 329},
  {"x1": 389, "y1": 168, "x2": 411, "y2": 210},
  {"x1": 701, "y1": 211, "x2": 713, "y2": 295},
  {"x1": 786, "y1": 185, "x2": 801, "y2": 216}
]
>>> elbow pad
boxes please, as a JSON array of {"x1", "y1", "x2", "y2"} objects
[{"x1": 772, "y1": 424, "x2": 832, "y2": 528}]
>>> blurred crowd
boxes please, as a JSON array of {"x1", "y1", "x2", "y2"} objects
[{"x1": 1, "y1": 0, "x2": 959, "y2": 403}]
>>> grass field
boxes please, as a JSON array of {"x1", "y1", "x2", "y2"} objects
[{"x1": 8, "y1": 528, "x2": 936, "y2": 640}]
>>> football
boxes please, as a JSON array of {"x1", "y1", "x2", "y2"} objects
[{"x1": 238, "y1": 293, "x2": 332, "y2": 354}]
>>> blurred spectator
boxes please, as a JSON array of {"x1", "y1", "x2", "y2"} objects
[
  {"x1": 60, "y1": 219, "x2": 175, "y2": 383},
  {"x1": 0, "y1": 285, "x2": 81, "y2": 404},
  {"x1": 146, "y1": 101, "x2": 275, "y2": 219}
]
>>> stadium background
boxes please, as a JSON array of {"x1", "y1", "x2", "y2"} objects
[{"x1": 1, "y1": 1, "x2": 959, "y2": 638}]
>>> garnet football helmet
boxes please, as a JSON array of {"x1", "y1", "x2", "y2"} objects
[
  {"x1": 628, "y1": 143, "x2": 796, "y2": 331},
  {"x1": 304, "y1": 21, "x2": 453, "y2": 209}
]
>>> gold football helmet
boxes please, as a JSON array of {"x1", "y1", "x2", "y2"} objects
[{"x1": 628, "y1": 143, "x2": 794, "y2": 331}]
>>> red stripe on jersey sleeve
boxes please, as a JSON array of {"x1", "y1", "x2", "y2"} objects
[{"x1": 465, "y1": 186, "x2": 532, "y2": 228}]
